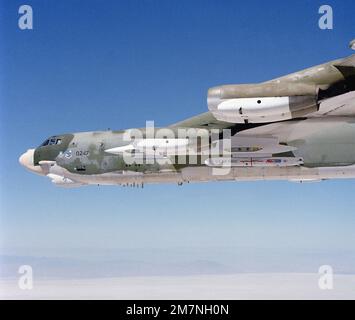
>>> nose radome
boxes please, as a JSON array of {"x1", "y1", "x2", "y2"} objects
[
  {"x1": 19, "y1": 149, "x2": 34, "y2": 167},
  {"x1": 19, "y1": 149, "x2": 44, "y2": 175}
]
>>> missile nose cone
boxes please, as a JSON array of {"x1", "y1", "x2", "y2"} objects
[
  {"x1": 19, "y1": 153, "x2": 25, "y2": 166},
  {"x1": 19, "y1": 149, "x2": 44, "y2": 175}
]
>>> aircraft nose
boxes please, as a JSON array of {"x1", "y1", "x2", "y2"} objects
[
  {"x1": 19, "y1": 149, "x2": 34, "y2": 167},
  {"x1": 19, "y1": 149, "x2": 44, "y2": 174}
]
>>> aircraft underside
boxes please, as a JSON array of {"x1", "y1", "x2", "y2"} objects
[{"x1": 41, "y1": 162, "x2": 355, "y2": 188}]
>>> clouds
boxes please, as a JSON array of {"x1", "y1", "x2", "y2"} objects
[{"x1": 1, "y1": 273, "x2": 355, "y2": 300}]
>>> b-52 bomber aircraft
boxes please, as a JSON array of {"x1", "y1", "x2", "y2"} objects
[{"x1": 20, "y1": 41, "x2": 355, "y2": 187}]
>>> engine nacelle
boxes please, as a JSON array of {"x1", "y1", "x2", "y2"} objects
[{"x1": 208, "y1": 83, "x2": 319, "y2": 123}]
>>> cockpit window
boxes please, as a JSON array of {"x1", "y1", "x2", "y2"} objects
[
  {"x1": 40, "y1": 137, "x2": 62, "y2": 147},
  {"x1": 41, "y1": 139, "x2": 50, "y2": 146}
]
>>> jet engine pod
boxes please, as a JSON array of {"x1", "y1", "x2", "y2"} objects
[{"x1": 208, "y1": 83, "x2": 319, "y2": 123}]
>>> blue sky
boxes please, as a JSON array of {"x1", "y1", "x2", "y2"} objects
[{"x1": 1, "y1": 0, "x2": 355, "y2": 277}]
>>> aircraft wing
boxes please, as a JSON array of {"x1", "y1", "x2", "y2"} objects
[
  {"x1": 313, "y1": 91, "x2": 355, "y2": 117},
  {"x1": 169, "y1": 111, "x2": 233, "y2": 129}
]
